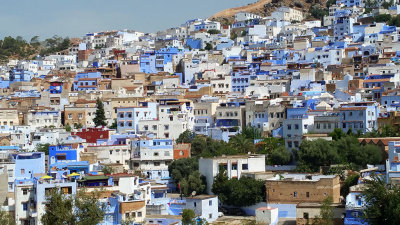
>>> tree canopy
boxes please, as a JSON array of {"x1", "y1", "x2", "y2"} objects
[
  {"x1": 41, "y1": 189, "x2": 105, "y2": 225},
  {"x1": 168, "y1": 158, "x2": 206, "y2": 197},
  {"x1": 212, "y1": 170, "x2": 264, "y2": 207},
  {"x1": 362, "y1": 176, "x2": 400, "y2": 225},
  {"x1": 93, "y1": 98, "x2": 107, "y2": 127},
  {"x1": 297, "y1": 134, "x2": 381, "y2": 172},
  {"x1": 0, "y1": 35, "x2": 71, "y2": 62}
]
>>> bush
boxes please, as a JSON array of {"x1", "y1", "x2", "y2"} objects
[
  {"x1": 309, "y1": 5, "x2": 329, "y2": 20},
  {"x1": 374, "y1": 14, "x2": 392, "y2": 23},
  {"x1": 207, "y1": 29, "x2": 221, "y2": 35}
]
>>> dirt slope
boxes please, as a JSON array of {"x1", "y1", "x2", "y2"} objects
[
  {"x1": 209, "y1": 0, "x2": 273, "y2": 20},
  {"x1": 209, "y1": 0, "x2": 328, "y2": 25}
]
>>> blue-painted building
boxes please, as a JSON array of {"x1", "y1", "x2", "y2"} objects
[
  {"x1": 9, "y1": 69, "x2": 33, "y2": 83},
  {"x1": 231, "y1": 71, "x2": 257, "y2": 92},
  {"x1": 73, "y1": 72, "x2": 101, "y2": 91},
  {"x1": 131, "y1": 138, "x2": 173, "y2": 180},
  {"x1": 12, "y1": 152, "x2": 45, "y2": 180},
  {"x1": 140, "y1": 47, "x2": 183, "y2": 73},
  {"x1": 49, "y1": 144, "x2": 78, "y2": 165},
  {"x1": 386, "y1": 141, "x2": 400, "y2": 184},
  {"x1": 339, "y1": 102, "x2": 379, "y2": 133}
]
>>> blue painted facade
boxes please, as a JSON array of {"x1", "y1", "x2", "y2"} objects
[
  {"x1": 12, "y1": 152, "x2": 45, "y2": 180},
  {"x1": 49, "y1": 144, "x2": 78, "y2": 166},
  {"x1": 340, "y1": 102, "x2": 379, "y2": 133},
  {"x1": 140, "y1": 47, "x2": 183, "y2": 73}
]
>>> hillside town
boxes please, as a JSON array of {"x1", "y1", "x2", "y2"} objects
[{"x1": 1, "y1": 0, "x2": 400, "y2": 225}]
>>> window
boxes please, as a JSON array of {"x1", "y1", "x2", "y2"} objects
[
  {"x1": 144, "y1": 125, "x2": 148, "y2": 131},
  {"x1": 295, "y1": 124, "x2": 299, "y2": 130},
  {"x1": 194, "y1": 202, "x2": 197, "y2": 207},
  {"x1": 154, "y1": 152, "x2": 159, "y2": 156},
  {"x1": 306, "y1": 192, "x2": 310, "y2": 198},
  {"x1": 154, "y1": 162, "x2": 160, "y2": 166},
  {"x1": 209, "y1": 200, "x2": 212, "y2": 206},
  {"x1": 209, "y1": 213, "x2": 212, "y2": 219},
  {"x1": 23, "y1": 189, "x2": 28, "y2": 195},
  {"x1": 303, "y1": 212, "x2": 309, "y2": 220},
  {"x1": 287, "y1": 124, "x2": 291, "y2": 130},
  {"x1": 242, "y1": 164, "x2": 248, "y2": 170},
  {"x1": 232, "y1": 164, "x2": 237, "y2": 170},
  {"x1": 153, "y1": 125, "x2": 157, "y2": 130},
  {"x1": 21, "y1": 169, "x2": 25, "y2": 175},
  {"x1": 294, "y1": 192, "x2": 297, "y2": 197},
  {"x1": 137, "y1": 211, "x2": 142, "y2": 217},
  {"x1": 164, "y1": 125, "x2": 169, "y2": 130},
  {"x1": 23, "y1": 203, "x2": 28, "y2": 211},
  {"x1": 62, "y1": 187, "x2": 72, "y2": 194}
]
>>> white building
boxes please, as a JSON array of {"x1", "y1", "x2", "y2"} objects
[
  {"x1": 199, "y1": 154, "x2": 266, "y2": 194},
  {"x1": 235, "y1": 12, "x2": 261, "y2": 22},
  {"x1": 185, "y1": 195, "x2": 219, "y2": 223},
  {"x1": 271, "y1": 7, "x2": 304, "y2": 22}
]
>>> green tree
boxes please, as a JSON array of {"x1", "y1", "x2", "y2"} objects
[
  {"x1": 362, "y1": 176, "x2": 400, "y2": 225},
  {"x1": 382, "y1": 0, "x2": 394, "y2": 9},
  {"x1": 229, "y1": 133, "x2": 255, "y2": 154},
  {"x1": 0, "y1": 209, "x2": 15, "y2": 225},
  {"x1": 41, "y1": 189, "x2": 75, "y2": 225},
  {"x1": 205, "y1": 43, "x2": 213, "y2": 51},
  {"x1": 101, "y1": 165, "x2": 114, "y2": 175},
  {"x1": 42, "y1": 189, "x2": 105, "y2": 225},
  {"x1": 230, "y1": 32, "x2": 238, "y2": 40},
  {"x1": 258, "y1": 137, "x2": 285, "y2": 154},
  {"x1": 329, "y1": 128, "x2": 346, "y2": 141},
  {"x1": 297, "y1": 139, "x2": 340, "y2": 172},
  {"x1": 36, "y1": 143, "x2": 50, "y2": 155},
  {"x1": 374, "y1": 14, "x2": 392, "y2": 23},
  {"x1": 93, "y1": 98, "x2": 107, "y2": 127},
  {"x1": 109, "y1": 119, "x2": 117, "y2": 129},
  {"x1": 341, "y1": 174, "x2": 360, "y2": 197},
  {"x1": 309, "y1": 5, "x2": 329, "y2": 20},
  {"x1": 65, "y1": 123, "x2": 72, "y2": 132},
  {"x1": 212, "y1": 170, "x2": 264, "y2": 207},
  {"x1": 169, "y1": 157, "x2": 199, "y2": 185},
  {"x1": 74, "y1": 191, "x2": 105, "y2": 225},
  {"x1": 335, "y1": 136, "x2": 381, "y2": 166},
  {"x1": 180, "y1": 171, "x2": 206, "y2": 197},
  {"x1": 176, "y1": 130, "x2": 195, "y2": 144},
  {"x1": 389, "y1": 15, "x2": 400, "y2": 27},
  {"x1": 312, "y1": 196, "x2": 334, "y2": 225},
  {"x1": 326, "y1": 0, "x2": 336, "y2": 7},
  {"x1": 182, "y1": 209, "x2": 196, "y2": 225},
  {"x1": 207, "y1": 29, "x2": 221, "y2": 35},
  {"x1": 269, "y1": 146, "x2": 291, "y2": 165},
  {"x1": 30, "y1": 36, "x2": 40, "y2": 47},
  {"x1": 241, "y1": 126, "x2": 261, "y2": 141},
  {"x1": 74, "y1": 123, "x2": 83, "y2": 129}
]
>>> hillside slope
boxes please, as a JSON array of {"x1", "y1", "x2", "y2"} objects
[
  {"x1": 209, "y1": 0, "x2": 328, "y2": 24},
  {"x1": 209, "y1": 0, "x2": 272, "y2": 20}
]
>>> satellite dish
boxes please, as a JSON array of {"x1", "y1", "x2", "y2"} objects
[{"x1": 191, "y1": 191, "x2": 196, "y2": 196}]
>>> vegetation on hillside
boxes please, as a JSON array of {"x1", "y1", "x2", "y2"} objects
[
  {"x1": 212, "y1": 169, "x2": 265, "y2": 207},
  {"x1": 362, "y1": 176, "x2": 400, "y2": 225},
  {"x1": 0, "y1": 35, "x2": 70, "y2": 63},
  {"x1": 41, "y1": 189, "x2": 105, "y2": 225}
]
